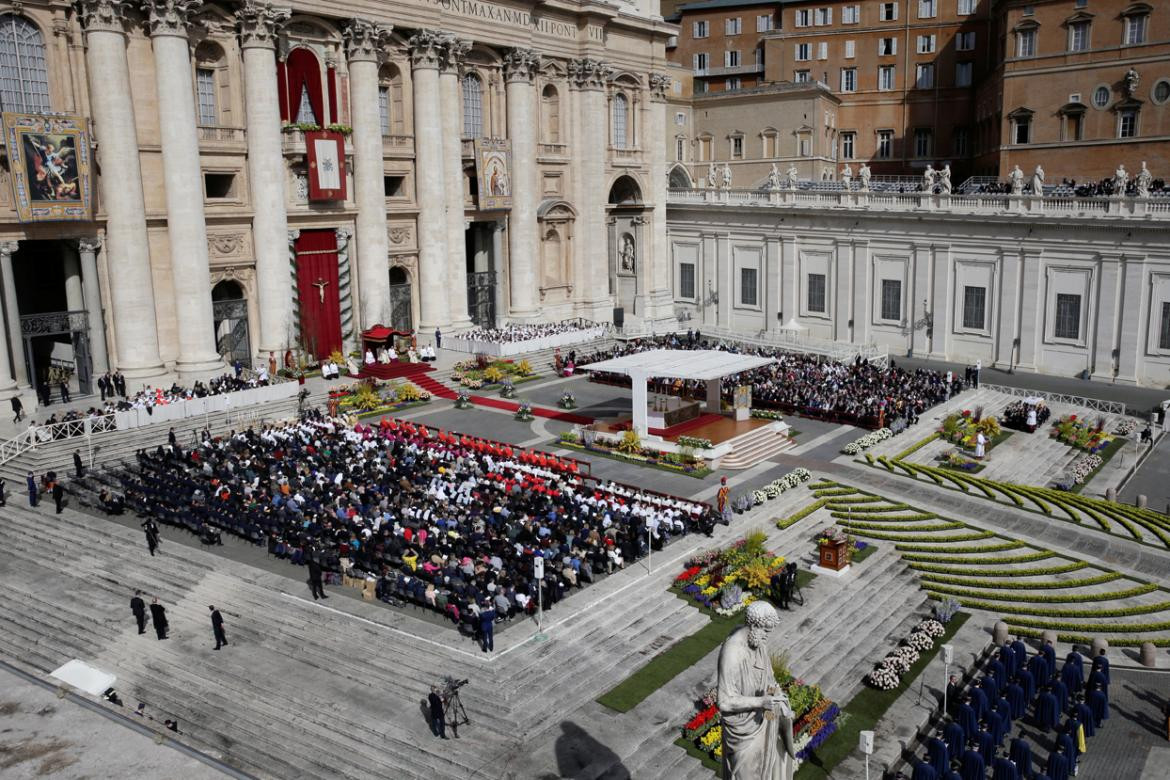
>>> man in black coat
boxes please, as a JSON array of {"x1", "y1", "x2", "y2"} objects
[
  {"x1": 10, "y1": 395, "x2": 22, "y2": 423},
  {"x1": 73, "y1": 450, "x2": 84, "y2": 479},
  {"x1": 130, "y1": 590, "x2": 147, "y2": 634},
  {"x1": 143, "y1": 519, "x2": 160, "y2": 556},
  {"x1": 51, "y1": 479, "x2": 65, "y2": 514},
  {"x1": 307, "y1": 558, "x2": 327, "y2": 600},
  {"x1": 428, "y1": 687, "x2": 447, "y2": 738},
  {"x1": 209, "y1": 605, "x2": 228, "y2": 649},
  {"x1": 149, "y1": 598, "x2": 168, "y2": 640}
]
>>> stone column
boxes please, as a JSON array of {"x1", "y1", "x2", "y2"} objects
[
  {"x1": 77, "y1": 0, "x2": 165, "y2": 381},
  {"x1": 440, "y1": 36, "x2": 472, "y2": 331},
  {"x1": 344, "y1": 19, "x2": 393, "y2": 331},
  {"x1": 0, "y1": 242, "x2": 21, "y2": 397},
  {"x1": 78, "y1": 238, "x2": 110, "y2": 377},
  {"x1": 409, "y1": 30, "x2": 450, "y2": 339},
  {"x1": 646, "y1": 73, "x2": 673, "y2": 321},
  {"x1": 503, "y1": 48, "x2": 541, "y2": 321},
  {"x1": 237, "y1": 0, "x2": 292, "y2": 356},
  {"x1": 145, "y1": 0, "x2": 223, "y2": 378},
  {"x1": 568, "y1": 59, "x2": 613, "y2": 321},
  {"x1": 64, "y1": 249, "x2": 84, "y2": 312},
  {"x1": 1091, "y1": 255, "x2": 1121, "y2": 381}
]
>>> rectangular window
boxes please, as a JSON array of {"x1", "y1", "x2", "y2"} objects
[
  {"x1": 955, "y1": 61, "x2": 973, "y2": 87},
  {"x1": 958, "y1": 0, "x2": 976, "y2": 14},
  {"x1": 204, "y1": 172, "x2": 236, "y2": 199},
  {"x1": 1054, "y1": 294, "x2": 1081, "y2": 340},
  {"x1": 680, "y1": 262, "x2": 696, "y2": 299},
  {"x1": 694, "y1": 53, "x2": 709, "y2": 72},
  {"x1": 953, "y1": 126, "x2": 970, "y2": 156},
  {"x1": 727, "y1": 77, "x2": 742, "y2": 90},
  {"x1": 676, "y1": 137, "x2": 685, "y2": 161},
  {"x1": 1119, "y1": 109, "x2": 1138, "y2": 138},
  {"x1": 879, "y1": 65, "x2": 896, "y2": 90},
  {"x1": 880, "y1": 2, "x2": 898, "y2": 21},
  {"x1": 796, "y1": 43, "x2": 811, "y2": 61},
  {"x1": 1017, "y1": 29, "x2": 1036, "y2": 58},
  {"x1": 757, "y1": 14, "x2": 773, "y2": 32},
  {"x1": 740, "y1": 268, "x2": 758, "y2": 307},
  {"x1": 695, "y1": 80, "x2": 709, "y2": 94},
  {"x1": 917, "y1": 34, "x2": 937, "y2": 54},
  {"x1": 1069, "y1": 21, "x2": 1089, "y2": 52},
  {"x1": 818, "y1": 42, "x2": 828, "y2": 60},
  {"x1": 754, "y1": 47, "x2": 765, "y2": 65},
  {"x1": 808, "y1": 273, "x2": 827, "y2": 313},
  {"x1": 693, "y1": 20, "x2": 709, "y2": 38},
  {"x1": 1014, "y1": 116, "x2": 1031, "y2": 144},
  {"x1": 841, "y1": 68, "x2": 857, "y2": 92},
  {"x1": 815, "y1": 8, "x2": 833, "y2": 25},
  {"x1": 877, "y1": 130, "x2": 893, "y2": 158},
  {"x1": 794, "y1": 69, "x2": 811, "y2": 83},
  {"x1": 726, "y1": 17, "x2": 742, "y2": 35},
  {"x1": 1064, "y1": 112, "x2": 1085, "y2": 141},
  {"x1": 800, "y1": 137, "x2": 811, "y2": 155},
  {"x1": 1125, "y1": 15, "x2": 1147, "y2": 45},
  {"x1": 383, "y1": 175, "x2": 405, "y2": 197},
  {"x1": 378, "y1": 86, "x2": 390, "y2": 135},
  {"x1": 916, "y1": 63, "x2": 935, "y2": 89},
  {"x1": 844, "y1": 40, "x2": 856, "y2": 58},
  {"x1": 725, "y1": 50, "x2": 740, "y2": 67},
  {"x1": 195, "y1": 68, "x2": 217, "y2": 126},
  {"x1": 914, "y1": 127, "x2": 933, "y2": 157},
  {"x1": 956, "y1": 32, "x2": 976, "y2": 51},
  {"x1": 880, "y1": 37, "x2": 897, "y2": 56},
  {"x1": 881, "y1": 280, "x2": 902, "y2": 321},
  {"x1": 676, "y1": 112, "x2": 686, "y2": 126},
  {"x1": 918, "y1": 0, "x2": 936, "y2": 19},
  {"x1": 841, "y1": 131, "x2": 855, "y2": 159},
  {"x1": 795, "y1": 9, "x2": 811, "y2": 27},
  {"x1": 842, "y1": 5, "x2": 860, "y2": 24},
  {"x1": 962, "y1": 286, "x2": 986, "y2": 329},
  {"x1": 1160, "y1": 302, "x2": 1170, "y2": 350},
  {"x1": 731, "y1": 136, "x2": 744, "y2": 157}
]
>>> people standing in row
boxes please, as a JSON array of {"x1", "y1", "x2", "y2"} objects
[
  {"x1": 149, "y1": 598, "x2": 168, "y2": 640},
  {"x1": 209, "y1": 606, "x2": 228, "y2": 650},
  {"x1": 130, "y1": 590, "x2": 147, "y2": 634}
]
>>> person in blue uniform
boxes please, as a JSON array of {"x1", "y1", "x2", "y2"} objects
[
  {"x1": 912, "y1": 759, "x2": 938, "y2": 780},
  {"x1": 1073, "y1": 696, "x2": 1095, "y2": 738},
  {"x1": 992, "y1": 754, "x2": 1021, "y2": 780},
  {"x1": 944, "y1": 719, "x2": 966, "y2": 760},
  {"x1": 1035, "y1": 686, "x2": 1060, "y2": 731},
  {"x1": 961, "y1": 742, "x2": 986, "y2": 780},
  {"x1": 1006, "y1": 678, "x2": 1027, "y2": 720},
  {"x1": 958, "y1": 697, "x2": 979, "y2": 741},
  {"x1": 1045, "y1": 742, "x2": 1070, "y2": 780},
  {"x1": 1090, "y1": 648, "x2": 1109, "y2": 685},
  {"x1": 927, "y1": 733, "x2": 950, "y2": 777},
  {"x1": 1087, "y1": 684, "x2": 1109, "y2": 727},
  {"x1": 1010, "y1": 737, "x2": 1035, "y2": 780}
]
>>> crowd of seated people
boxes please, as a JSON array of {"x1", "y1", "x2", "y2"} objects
[
  {"x1": 112, "y1": 410, "x2": 715, "y2": 644},
  {"x1": 578, "y1": 333, "x2": 956, "y2": 429},
  {"x1": 459, "y1": 319, "x2": 601, "y2": 344},
  {"x1": 973, "y1": 176, "x2": 1167, "y2": 198}
]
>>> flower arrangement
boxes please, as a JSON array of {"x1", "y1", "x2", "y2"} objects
[
  {"x1": 1050, "y1": 414, "x2": 1114, "y2": 453},
  {"x1": 1055, "y1": 452, "x2": 1103, "y2": 490},
  {"x1": 915, "y1": 619, "x2": 945, "y2": 638},
  {"x1": 514, "y1": 402, "x2": 534, "y2": 421},
  {"x1": 616, "y1": 430, "x2": 642, "y2": 454},
  {"x1": 499, "y1": 378, "x2": 516, "y2": 398},
  {"x1": 676, "y1": 535, "x2": 784, "y2": 615},
  {"x1": 905, "y1": 631, "x2": 934, "y2": 651},
  {"x1": 866, "y1": 664, "x2": 901, "y2": 691},
  {"x1": 940, "y1": 451, "x2": 983, "y2": 472},
  {"x1": 941, "y1": 412, "x2": 1003, "y2": 451},
  {"x1": 683, "y1": 704, "x2": 719, "y2": 740},
  {"x1": 751, "y1": 408, "x2": 785, "y2": 420},
  {"x1": 750, "y1": 468, "x2": 813, "y2": 505},
  {"x1": 459, "y1": 377, "x2": 485, "y2": 389},
  {"x1": 842, "y1": 428, "x2": 893, "y2": 455},
  {"x1": 933, "y1": 597, "x2": 961, "y2": 624},
  {"x1": 677, "y1": 435, "x2": 714, "y2": 450},
  {"x1": 394, "y1": 383, "x2": 431, "y2": 403},
  {"x1": 558, "y1": 391, "x2": 577, "y2": 409},
  {"x1": 454, "y1": 391, "x2": 474, "y2": 409},
  {"x1": 1114, "y1": 418, "x2": 1139, "y2": 436}
]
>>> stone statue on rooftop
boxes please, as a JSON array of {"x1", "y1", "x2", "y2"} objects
[
  {"x1": 1124, "y1": 68, "x2": 1140, "y2": 98},
  {"x1": 841, "y1": 164, "x2": 852, "y2": 190},
  {"x1": 1031, "y1": 165, "x2": 1045, "y2": 196},
  {"x1": 722, "y1": 163, "x2": 733, "y2": 190},
  {"x1": 922, "y1": 164, "x2": 936, "y2": 193},
  {"x1": 1114, "y1": 163, "x2": 1128, "y2": 195},
  {"x1": 939, "y1": 164, "x2": 952, "y2": 195},
  {"x1": 707, "y1": 163, "x2": 718, "y2": 189},
  {"x1": 1009, "y1": 165, "x2": 1025, "y2": 195},
  {"x1": 1136, "y1": 161, "x2": 1152, "y2": 198},
  {"x1": 718, "y1": 601, "x2": 795, "y2": 780},
  {"x1": 784, "y1": 165, "x2": 799, "y2": 190},
  {"x1": 859, "y1": 163, "x2": 871, "y2": 191},
  {"x1": 765, "y1": 164, "x2": 781, "y2": 190}
]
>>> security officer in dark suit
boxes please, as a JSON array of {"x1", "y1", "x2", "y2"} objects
[
  {"x1": 209, "y1": 605, "x2": 228, "y2": 649},
  {"x1": 130, "y1": 590, "x2": 147, "y2": 634},
  {"x1": 307, "y1": 558, "x2": 327, "y2": 600}
]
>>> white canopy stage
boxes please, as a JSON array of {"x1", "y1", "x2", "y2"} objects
[{"x1": 580, "y1": 349, "x2": 776, "y2": 436}]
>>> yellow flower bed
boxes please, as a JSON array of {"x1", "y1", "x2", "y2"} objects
[{"x1": 700, "y1": 725, "x2": 722, "y2": 751}]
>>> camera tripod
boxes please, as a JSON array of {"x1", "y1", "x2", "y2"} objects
[{"x1": 444, "y1": 688, "x2": 470, "y2": 735}]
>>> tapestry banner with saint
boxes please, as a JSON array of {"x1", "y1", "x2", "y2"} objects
[
  {"x1": 305, "y1": 130, "x2": 347, "y2": 202},
  {"x1": 473, "y1": 138, "x2": 512, "y2": 211},
  {"x1": 3, "y1": 112, "x2": 93, "y2": 223}
]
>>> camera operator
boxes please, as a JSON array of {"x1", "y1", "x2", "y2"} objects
[{"x1": 428, "y1": 686, "x2": 447, "y2": 739}]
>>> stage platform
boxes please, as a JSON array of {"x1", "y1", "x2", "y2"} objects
[
  {"x1": 355, "y1": 361, "x2": 436, "y2": 381},
  {"x1": 603, "y1": 413, "x2": 773, "y2": 444}
]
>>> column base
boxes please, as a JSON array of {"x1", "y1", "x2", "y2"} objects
[
  {"x1": 116, "y1": 362, "x2": 173, "y2": 393},
  {"x1": 446, "y1": 316, "x2": 475, "y2": 335},
  {"x1": 177, "y1": 356, "x2": 231, "y2": 384},
  {"x1": 505, "y1": 309, "x2": 541, "y2": 323}
]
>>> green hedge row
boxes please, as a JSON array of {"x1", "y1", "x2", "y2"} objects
[
  {"x1": 812, "y1": 488, "x2": 860, "y2": 498},
  {"x1": 918, "y1": 572, "x2": 1122, "y2": 590},
  {"x1": 1006, "y1": 617, "x2": 1170, "y2": 633},
  {"x1": 895, "y1": 541, "x2": 1023, "y2": 554},
  {"x1": 924, "y1": 583, "x2": 1158, "y2": 603},
  {"x1": 821, "y1": 496, "x2": 884, "y2": 505},
  {"x1": 1009, "y1": 626, "x2": 1170, "y2": 648},
  {"x1": 840, "y1": 521, "x2": 963, "y2": 533},
  {"x1": 944, "y1": 598, "x2": 1170, "y2": 619},
  {"x1": 777, "y1": 499, "x2": 828, "y2": 530},
  {"x1": 808, "y1": 481, "x2": 839, "y2": 490},
  {"x1": 892, "y1": 433, "x2": 940, "y2": 461},
  {"x1": 908, "y1": 561, "x2": 1089, "y2": 577},
  {"x1": 902, "y1": 551, "x2": 1054, "y2": 566},
  {"x1": 829, "y1": 512, "x2": 940, "y2": 523},
  {"x1": 846, "y1": 529, "x2": 995, "y2": 544},
  {"x1": 827, "y1": 503, "x2": 913, "y2": 513}
]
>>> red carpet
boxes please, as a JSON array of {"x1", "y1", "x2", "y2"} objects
[
  {"x1": 470, "y1": 395, "x2": 594, "y2": 425},
  {"x1": 358, "y1": 361, "x2": 436, "y2": 381},
  {"x1": 648, "y1": 413, "x2": 724, "y2": 437},
  {"x1": 412, "y1": 375, "x2": 458, "y2": 400}
]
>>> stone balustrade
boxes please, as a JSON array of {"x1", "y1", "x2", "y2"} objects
[{"x1": 668, "y1": 187, "x2": 1170, "y2": 219}]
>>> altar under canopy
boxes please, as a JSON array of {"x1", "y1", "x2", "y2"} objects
[{"x1": 580, "y1": 349, "x2": 776, "y2": 437}]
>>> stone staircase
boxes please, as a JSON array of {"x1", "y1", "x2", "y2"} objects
[{"x1": 718, "y1": 425, "x2": 797, "y2": 469}]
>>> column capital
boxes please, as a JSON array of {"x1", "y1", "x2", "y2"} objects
[
  {"x1": 440, "y1": 36, "x2": 472, "y2": 74},
  {"x1": 503, "y1": 48, "x2": 541, "y2": 84},
  {"x1": 141, "y1": 0, "x2": 202, "y2": 38},
  {"x1": 77, "y1": 0, "x2": 135, "y2": 35},
  {"x1": 78, "y1": 236, "x2": 103, "y2": 255},
  {"x1": 344, "y1": 18, "x2": 393, "y2": 64},
  {"x1": 236, "y1": 0, "x2": 289, "y2": 50},
  {"x1": 648, "y1": 72, "x2": 671, "y2": 102},
  {"x1": 408, "y1": 29, "x2": 450, "y2": 71},
  {"x1": 0, "y1": 241, "x2": 19, "y2": 258},
  {"x1": 567, "y1": 58, "x2": 612, "y2": 91}
]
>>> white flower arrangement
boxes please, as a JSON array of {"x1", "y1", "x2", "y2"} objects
[
  {"x1": 841, "y1": 428, "x2": 893, "y2": 455},
  {"x1": 1067, "y1": 453, "x2": 1103, "y2": 484},
  {"x1": 867, "y1": 664, "x2": 901, "y2": 690},
  {"x1": 905, "y1": 631, "x2": 934, "y2": 651},
  {"x1": 880, "y1": 654, "x2": 911, "y2": 673},
  {"x1": 754, "y1": 469, "x2": 813, "y2": 503},
  {"x1": 1115, "y1": 418, "x2": 1138, "y2": 436},
  {"x1": 891, "y1": 645, "x2": 920, "y2": 666},
  {"x1": 915, "y1": 619, "x2": 945, "y2": 638},
  {"x1": 752, "y1": 490, "x2": 768, "y2": 506}
]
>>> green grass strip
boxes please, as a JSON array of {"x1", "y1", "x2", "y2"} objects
[
  {"x1": 895, "y1": 541, "x2": 1024, "y2": 554},
  {"x1": 830, "y1": 512, "x2": 940, "y2": 524},
  {"x1": 839, "y1": 521, "x2": 962, "y2": 532},
  {"x1": 778, "y1": 499, "x2": 828, "y2": 530},
  {"x1": 808, "y1": 481, "x2": 839, "y2": 490},
  {"x1": 597, "y1": 612, "x2": 745, "y2": 713},
  {"x1": 1006, "y1": 617, "x2": 1170, "y2": 633},
  {"x1": 822, "y1": 496, "x2": 884, "y2": 505},
  {"x1": 795, "y1": 613, "x2": 970, "y2": 780},
  {"x1": 919, "y1": 572, "x2": 1122, "y2": 590},
  {"x1": 827, "y1": 503, "x2": 913, "y2": 513},
  {"x1": 893, "y1": 433, "x2": 940, "y2": 461},
  {"x1": 812, "y1": 488, "x2": 860, "y2": 498},
  {"x1": 924, "y1": 583, "x2": 1159, "y2": 603},
  {"x1": 847, "y1": 530, "x2": 995, "y2": 543},
  {"x1": 1010, "y1": 627, "x2": 1170, "y2": 648},
  {"x1": 902, "y1": 551, "x2": 1053, "y2": 565},
  {"x1": 908, "y1": 561, "x2": 1089, "y2": 577},
  {"x1": 946, "y1": 599, "x2": 1170, "y2": 619}
]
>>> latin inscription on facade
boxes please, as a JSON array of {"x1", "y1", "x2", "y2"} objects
[{"x1": 425, "y1": 0, "x2": 578, "y2": 39}]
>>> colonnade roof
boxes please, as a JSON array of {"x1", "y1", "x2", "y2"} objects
[{"x1": 579, "y1": 349, "x2": 774, "y2": 380}]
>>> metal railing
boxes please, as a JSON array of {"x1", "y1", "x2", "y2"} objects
[
  {"x1": 0, "y1": 413, "x2": 118, "y2": 467},
  {"x1": 610, "y1": 323, "x2": 888, "y2": 368},
  {"x1": 979, "y1": 383, "x2": 1128, "y2": 415}
]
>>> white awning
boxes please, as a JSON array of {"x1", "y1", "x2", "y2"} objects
[{"x1": 580, "y1": 349, "x2": 774, "y2": 381}]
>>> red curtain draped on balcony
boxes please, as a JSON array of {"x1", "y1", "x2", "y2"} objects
[
  {"x1": 327, "y1": 65, "x2": 338, "y2": 125},
  {"x1": 285, "y1": 47, "x2": 324, "y2": 124},
  {"x1": 294, "y1": 229, "x2": 342, "y2": 359},
  {"x1": 276, "y1": 59, "x2": 289, "y2": 121}
]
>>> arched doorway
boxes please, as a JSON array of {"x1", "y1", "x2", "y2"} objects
[
  {"x1": 212, "y1": 280, "x2": 251, "y2": 367},
  {"x1": 668, "y1": 164, "x2": 693, "y2": 189},
  {"x1": 607, "y1": 176, "x2": 645, "y2": 320},
  {"x1": 388, "y1": 266, "x2": 413, "y2": 332}
]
